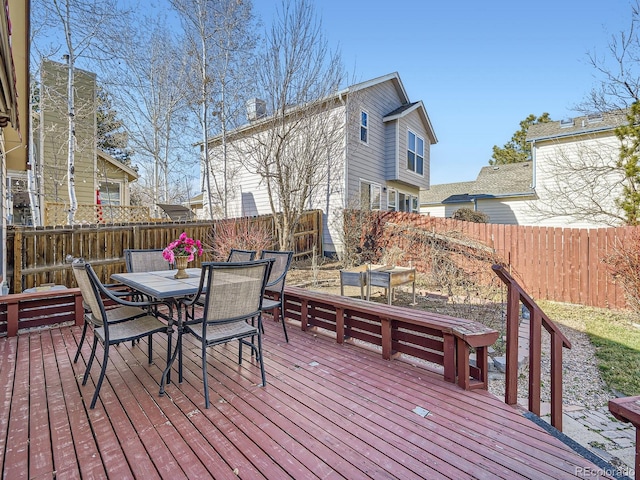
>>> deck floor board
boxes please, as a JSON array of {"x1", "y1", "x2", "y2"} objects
[{"x1": 0, "y1": 317, "x2": 616, "y2": 479}]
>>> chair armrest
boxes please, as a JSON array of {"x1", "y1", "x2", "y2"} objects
[{"x1": 96, "y1": 281, "x2": 170, "y2": 310}]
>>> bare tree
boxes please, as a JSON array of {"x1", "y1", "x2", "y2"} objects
[
  {"x1": 563, "y1": 1, "x2": 640, "y2": 225},
  {"x1": 34, "y1": 0, "x2": 126, "y2": 224},
  {"x1": 527, "y1": 135, "x2": 628, "y2": 225},
  {"x1": 102, "y1": 14, "x2": 192, "y2": 216},
  {"x1": 240, "y1": 0, "x2": 345, "y2": 250},
  {"x1": 581, "y1": 0, "x2": 640, "y2": 112},
  {"x1": 170, "y1": 0, "x2": 258, "y2": 219}
]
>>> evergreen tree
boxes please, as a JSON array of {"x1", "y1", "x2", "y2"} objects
[
  {"x1": 490, "y1": 113, "x2": 551, "y2": 165},
  {"x1": 97, "y1": 86, "x2": 133, "y2": 163},
  {"x1": 615, "y1": 102, "x2": 640, "y2": 225}
]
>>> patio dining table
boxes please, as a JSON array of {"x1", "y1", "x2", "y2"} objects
[{"x1": 113, "y1": 267, "x2": 265, "y2": 395}]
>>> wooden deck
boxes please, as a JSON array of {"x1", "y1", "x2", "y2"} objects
[{"x1": 0, "y1": 317, "x2": 614, "y2": 479}]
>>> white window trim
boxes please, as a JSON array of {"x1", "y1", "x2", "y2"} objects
[
  {"x1": 387, "y1": 188, "x2": 397, "y2": 211},
  {"x1": 360, "y1": 179, "x2": 381, "y2": 210},
  {"x1": 360, "y1": 110, "x2": 369, "y2": 145},
  {"x1": 407, "y1": 129, "x2": 425, "y2": 176},
  {"x1": 99, "y1": 179, "x2": 124, "y2": 206}
]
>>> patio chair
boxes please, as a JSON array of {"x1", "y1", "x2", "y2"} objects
[
  {"x1": 124, "y1": 248, "x2": 173, "y2": 273},
  {"x1": 180, "y1": 259, "x2": 273, "y2": 408},
  {"x1": 227, "y1": 249, "x2": 256, "y2": 262},
  {"x1": 187, "y1": 248, "x2": 256, "y2": 315},
  {"x1": 72, "y1": 260, "x2": 172, "y2": 409},
  {"x1": 73, "y1": 260, "x2": 147, "y2": 364},
  {"x1": 259, "y1": 250, "x2": 294, "y2": 342}
]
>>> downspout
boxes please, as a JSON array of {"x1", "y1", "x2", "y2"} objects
[
  {"x1": 341, "y1": 92, "x2": 348, "y2": 209},
  {"x1": 531, "y1": 139, "x2": 537, "y2": 189}
]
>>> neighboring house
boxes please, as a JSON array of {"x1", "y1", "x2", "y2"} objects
[
  {"x1": 183, "y1": 193, "x2": 204, "y2": 218},
  {"x1": 14, "y1": 59, "x2": 140, "y2": 226},
  {"x1": 420, "y1": 162, "x2": 536, "y2": 224},
  {"x1": 423, "y1": 110, "x2": 630, "y2": 227},
  {"x1": 525, "y1": 110, "x2": 628, "y2": 227},
  {"x1": 1, "y1": 0, "x2": 29, "y2": 286},
  {"x1": 203, "y1": 72, "x2": 437, "y2": 256}
]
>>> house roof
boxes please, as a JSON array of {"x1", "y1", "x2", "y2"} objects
[
  {"x1": 205, "y1": 72, "x2": 437, "y2": 146},
  {"x1": 184, "y1": 193, "x2": 203, "y2": 208},
  {"x1": 98, "y1": 150, "x2": 139, "y2": 182},
  {"x1": 526, "y1": 109, "x2": 629, "y2": 142},
  {"x1": 345, "y1": 72, "x2": 410, "y2": 103},
  {"x1": 421, "y1": 162, "x2": 535, "y2": 205},
  {"x1": 383, "y1": 100, "x2": 437, "y2": 144}
]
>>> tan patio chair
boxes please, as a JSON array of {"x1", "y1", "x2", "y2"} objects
[
  {"x1": 72, "y1": 260, "x2": 172, "y2": 409},
  {"x1": 179, "y1": 259, "x2": 273, "y2": 408},
  {"x1": 187, "y1": 249, "x2": 257, "y2": 316},
  {"x1": 259, "y1": 250, "x2": 293, "y2": 342},
  {"x1": 73, "y1": 259, "x2": 148, "y2": 364},
  {"x1": 226, "y1": 249, "x2": 256, "y2": 262},
  {"x1": 124, "y1": 248, "x2": 173, "y2": 273}
]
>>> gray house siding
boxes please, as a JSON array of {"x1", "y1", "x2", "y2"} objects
[
  {"x1": 346, "y1": 80, "x2": 407, "y2": 208},
  {"x1": 392, "y1": 111, "x2": 430, "y2": 189},
  {"x1": 384, "y1": 122, "x2": 398, "y2": 184}
]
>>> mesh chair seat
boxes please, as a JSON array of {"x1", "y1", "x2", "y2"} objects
[
  {"x1": 75, "y1": 297, "x2": 148, "y2": 363},
  {"x1": 94, "y1": 314, "x2": 167, "y2": 344},
  {"x1": 186, "y1": 320, "x2": 259, "y2": 344}
]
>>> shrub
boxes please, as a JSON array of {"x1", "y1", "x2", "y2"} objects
[
  {"x1": 452, "y1": 208, "x2": 489, "y2": 223},
  {"x1": 207, "y1": 217, "x2": 274, "y2": 261},
  {"x1": 603, "y1": 231, "x2": 640, "y2": 315}
]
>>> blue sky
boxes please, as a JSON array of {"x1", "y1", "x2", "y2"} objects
[{"x1": 255, "y1": 0, "x2": 633, "y2": 184}]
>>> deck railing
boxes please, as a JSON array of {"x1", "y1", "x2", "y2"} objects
[{"x1": 492, "y1": 264, "x2": 572, "y2": 431}]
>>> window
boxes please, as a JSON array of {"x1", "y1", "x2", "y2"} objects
[
  {"x1": 360, "y1": 111, "x2": 368, "y2": 143},
  {"x1": 407, "y1": 130, "x2": 424, "y2": 175},
  {"x1": 412, "y1": 196, "x2": 419, "y2": 213},
  {"x1": 100, "y1": 181, "x2": 121, "y2": 206},
  {"x1": 387, "y1": 189, "x2": 397, "y2": 211},
  {"x1": 360, "y1": 180, "x2": 381, "y2": 210},
  {"x1": 396, "y1": 192, "x2": 419, "y2": 213}
]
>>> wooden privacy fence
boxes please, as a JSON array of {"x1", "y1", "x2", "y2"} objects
[
  {"x1": 6, "y1": 210, "x2": 322, "y2": 293},
  {"x1": 367, "y1": 211, "x2": 636, "y2": 310}
]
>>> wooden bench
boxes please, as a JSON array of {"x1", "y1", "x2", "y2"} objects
[
  {"x1": 609, "y1": 396, "x2": 640, "y2": 479},
  {"x1": 283, "y1": 286, "x2": 499, "y2": 390},
  {"x1": 0, "y1": 288, "x2": 84, "y2": 337}
]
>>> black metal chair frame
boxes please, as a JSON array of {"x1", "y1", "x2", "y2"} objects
[
  {"x1": 73, "y1": 261, "x2": 173, "y2": 409},
  {"x1": 179, "y1": 259, "x2": 273, "y2": 408},
  {"x1": 259, "y1": 250, "x2": 294, "y2": 342}
]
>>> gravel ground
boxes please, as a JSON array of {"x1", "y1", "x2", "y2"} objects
[
  {"x1": 487, "y1": 322, "x2": 614, "y2": 409},
  {"x1": 287, "y1": 261, "x2": 616, "y2": 409}
]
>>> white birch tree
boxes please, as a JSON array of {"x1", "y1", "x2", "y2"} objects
[
  {"x1": 101, "y1": 14, "x2": 191, "y2": 216},
  {"x1": 34, "y1": 0, "x2": 125, "y2": 224},
  {"x1": 170, "y1": 0, "x2": 258, "y2": 219}
]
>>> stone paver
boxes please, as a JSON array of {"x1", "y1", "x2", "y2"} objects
[{"x1": 538, "y1": 404, "x2": 637, "y2": 477}]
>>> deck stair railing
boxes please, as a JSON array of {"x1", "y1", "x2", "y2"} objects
[{"x1": 492, "y1": 264, "x2": 572, "y2": 431}]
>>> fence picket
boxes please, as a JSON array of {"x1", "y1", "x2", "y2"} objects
[
  {"x1": 7, "y1": 210, "x2": 322, "y2": 293},
  {"x1": 367, "y1": 213, "x2": 638, "y2": 310}
]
